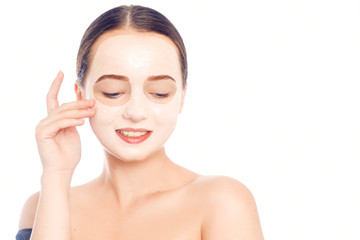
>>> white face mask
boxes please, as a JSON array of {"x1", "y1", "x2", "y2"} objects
[{"x1": 83, "y1": 31, "x2": 185, "y2": 162}]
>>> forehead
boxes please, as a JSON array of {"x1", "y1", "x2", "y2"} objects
[{"x1": 86, "y1": 30, "x2": 182, "y2": 84}]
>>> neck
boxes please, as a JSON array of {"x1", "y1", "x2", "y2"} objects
[{"x1": 98, "y1": 147, "x2": 185, "y2": 207}]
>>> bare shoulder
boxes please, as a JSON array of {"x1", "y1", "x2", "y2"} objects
[
  {"x1": 191, "y1": 175, "x2": 255, "y2": 203},
  {"x1": 191, "y1": 176, "x2": 264, "y2": 240},
  {"x1": 18, "y1": 191, "x2": 40, "y2": 230}
]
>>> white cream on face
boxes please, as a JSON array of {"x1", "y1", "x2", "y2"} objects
[{"x1": 84, "y1": 31, "x2": 184, "y2": 161}]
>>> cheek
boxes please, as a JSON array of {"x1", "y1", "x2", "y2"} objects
[
  {"x1": 151, "y1": 98, "x2": 181, "y2": 125},
  {"x1": 90, "y1": 100, "x2": 123, "y2": 127}
]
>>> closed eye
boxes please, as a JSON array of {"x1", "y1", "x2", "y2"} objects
[
  {"x1": 152, "y1": 93, "x2": 169, "y2": 98},
  {"x1": 102, "y1": 92, "x2": 123, "y2": 98}
]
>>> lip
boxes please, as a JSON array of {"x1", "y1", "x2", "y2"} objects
[{"x1": 116, "y1": 128, "x2": 152, "y2": 144}]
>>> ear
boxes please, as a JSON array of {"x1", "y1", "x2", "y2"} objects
[
  {"x1": 74, "y1": 82, "x2": 83, "y2": 100},
  {"x1": 179, "y1": 83, "x2": 187, "y2": 114}
]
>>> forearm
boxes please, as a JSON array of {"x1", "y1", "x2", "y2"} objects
[{"x1": 30, "y1": 172, "x2": 73, "y2": 240}]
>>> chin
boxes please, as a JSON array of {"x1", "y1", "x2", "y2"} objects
[{"x1": 103, "y1": 145, "x2": 165, "y2": 163}]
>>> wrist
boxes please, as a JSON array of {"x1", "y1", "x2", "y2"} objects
[{"x1": 41, "y1": 170, "x2": 73, "y2": 189}]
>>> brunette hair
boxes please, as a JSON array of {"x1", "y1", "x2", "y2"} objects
[{"x1": 76, "y1": 5, "x2": 187, "y2": 88}]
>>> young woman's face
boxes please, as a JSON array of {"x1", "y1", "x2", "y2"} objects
[{"x1": 83, "y1": 30, "x2": 185, "y2": 161}]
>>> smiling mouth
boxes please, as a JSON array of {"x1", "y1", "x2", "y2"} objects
[{"x1": 116, "y1": 128, "x2": 152, "y2": 144}]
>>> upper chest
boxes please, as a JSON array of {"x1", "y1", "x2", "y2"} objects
[{"x1": 70, "y1": 188, "x2": 204, "y2": 240}]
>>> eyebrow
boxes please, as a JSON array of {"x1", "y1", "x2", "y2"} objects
[
  {"x1": 96, "y1": 74, "x2": 176, "y2": 83},
  {"x1": 147, "y1": 75, "x2": 176, "y2": 82},
  {"x1": 96, "y1": 74, "x2": 129, "y2": 82}
]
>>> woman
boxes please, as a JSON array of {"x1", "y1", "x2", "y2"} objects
[{"x1": 17, "y1": 5, "x2": 263, "y2": 240}]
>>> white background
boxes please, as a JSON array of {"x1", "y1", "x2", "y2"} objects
[{"x1": 1, "y1": 0, "x2": 359, "y2": 239}]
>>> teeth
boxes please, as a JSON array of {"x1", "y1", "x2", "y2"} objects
[{"x1": 119, "y1": 130, "x2": 148, "y2": 138}]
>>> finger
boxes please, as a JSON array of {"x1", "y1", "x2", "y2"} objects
[
  {"x1": 38, "y1": 118, "x2": 85, "y2": 139},
  {"x1": 54, "y1": 99, "x2": 95, "y2": 114},
  {"x1": 47, "y1": 71, "x2": 64, "y2": 114},
  {"x1": 49, "y1": 99, "x2": 95, "y2": 117},
  {"x1": 44, "y1": 108, "x2": 96, "y2": 125}
]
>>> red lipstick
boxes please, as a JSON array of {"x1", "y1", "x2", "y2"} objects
[{"x1": 116, "y1": 128, "x2": 152, "y2": 144}]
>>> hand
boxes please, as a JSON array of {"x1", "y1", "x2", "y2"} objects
[{"x1": 35, "y1": 71, "x2": 96, "y2": 175}]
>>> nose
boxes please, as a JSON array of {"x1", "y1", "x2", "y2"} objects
[{"x1": 122, "y1": 92, "x2": 148, "y2": 122}]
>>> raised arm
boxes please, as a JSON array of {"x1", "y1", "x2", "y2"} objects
[{"x1": 18, "y1": 71, "x2": 95, "y2": 240}]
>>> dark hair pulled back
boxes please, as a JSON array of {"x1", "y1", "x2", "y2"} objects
[{"x1": 76, "y1": 5, "x2": 187, "y2": 88}]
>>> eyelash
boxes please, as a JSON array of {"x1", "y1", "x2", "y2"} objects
[
  {"x1": 102, "y1": 92, "x2": 169, "y2": 99},
  {"x1": 102, "y1": 92, "x2": 123, "y2": 98},
  {"x1": 152, "y1": 93, "x2": 169, "y2": 98}
]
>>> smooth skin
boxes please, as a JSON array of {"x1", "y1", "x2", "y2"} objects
[{"x1": 18, "y1": 32, "x2": 264, "y2": 240}]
